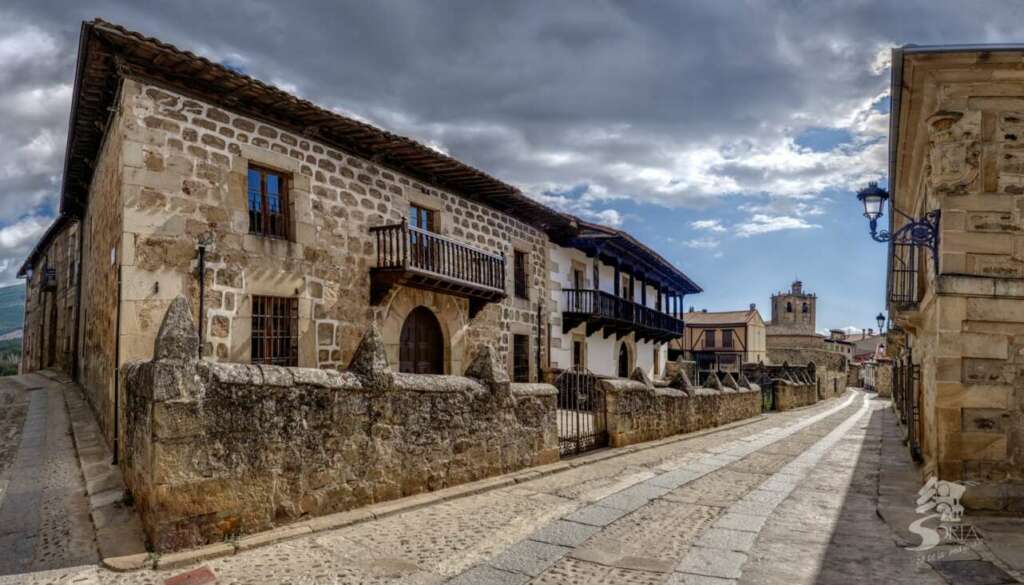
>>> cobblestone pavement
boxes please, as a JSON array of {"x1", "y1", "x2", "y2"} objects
[
  {"x1": 5, "y1": 388, "x2": 1019, "y2": 584},
  {"x1": 0, "y1": 373, "x2": 97, "y2": 578}
]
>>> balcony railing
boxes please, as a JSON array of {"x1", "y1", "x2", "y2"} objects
[
  {"x1": 888, "y1": 241, "x2": 922, "y2": 307},
  {"x1": 370, "y1": 221, "x2": 506, "y2": 317},
  {"x1": 562, "y1": 288, "x2": 683, "y2": 342}
]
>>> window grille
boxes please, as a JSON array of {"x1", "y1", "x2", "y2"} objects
[{"x1": 251, "y1": 295, "x2": 298, "y2": 366}]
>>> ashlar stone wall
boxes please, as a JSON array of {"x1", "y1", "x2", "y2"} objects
[{"x1": 122, "y1": 298, "x2": 558, "y2": 551}]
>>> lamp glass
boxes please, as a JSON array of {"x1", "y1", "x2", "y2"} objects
[
  {"x1": 876, "y1": 313, "x2": 885, "y2": 331},
  {"x1": 862, "y1": 195, "x2": 884, "y2": 221}
]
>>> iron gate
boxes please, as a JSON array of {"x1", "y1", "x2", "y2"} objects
[{"x1": 555, "y1": 368, "x2": 607, "y2": 456}]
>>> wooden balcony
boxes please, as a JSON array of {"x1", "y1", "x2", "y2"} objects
[
  {"x1": 561, "y1": 288, "x2": 684, "y2": 343},
  {"x1": 370, "y1": 221, "x2": 506, "y2": 318}
]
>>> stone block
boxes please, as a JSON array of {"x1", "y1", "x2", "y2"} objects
[{"x1": 962, "y1": 407, "x2": 1010, "y2": 433}]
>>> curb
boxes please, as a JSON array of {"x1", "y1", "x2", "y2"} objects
[{"x1": 106, "y1": 391, "x2": 851, "y2": 572}]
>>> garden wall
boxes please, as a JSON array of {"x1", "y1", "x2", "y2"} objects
[{"x1": 122, "y1": 298, "x2": 558, "y2": 551}]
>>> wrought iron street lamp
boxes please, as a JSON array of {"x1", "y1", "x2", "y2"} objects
[
  {"x1": 876, "y1": 312, "x2": 885, "y2": 332},
  {"x1": 856, "y1": 182, "x2": 940, "y2": 269}
]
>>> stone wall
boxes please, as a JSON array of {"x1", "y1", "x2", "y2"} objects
[
  {"x1": 113, "y1": 77, "x2": 548, "y2": 380},
  {"x1": 888, "y1": 52, "x2": 1024, "y2": 511},
  {"x1": 875, "y1": 362, "x2": 893, "y2": 398},
  {"x1": 602, "y1": 368, "x2": 762, "y2": 447},
  {"x1": 122, "y1": 298, "x2": 558, "y2": 551},
  {"x1": 79, "y1": 102, "x2": 128, "y2": 443},
  {"x1": 774, "y1": 380, "x2": 819, "y2": 411},
  {"x1": 21, "y1": 221, "x2": 79, "y2": 375}
]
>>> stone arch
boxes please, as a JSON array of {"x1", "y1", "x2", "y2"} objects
[{"x1": 380, "y1": 288, "x2": 467, "y2": 374}]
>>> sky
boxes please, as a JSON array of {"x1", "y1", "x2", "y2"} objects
[{"x1": 1, "y1": 1, "x2": 1023, "y2": 333}]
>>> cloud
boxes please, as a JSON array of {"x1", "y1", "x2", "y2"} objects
[
  {"x1": 683, "y1": 237, "x2": 720, "y2": 249},
  {"x1": 735, "y1": 215, "x2": 821, "y2": 237},
  {"x1": 690, "y1": 219, "x2": 726, "y2": 232},
  {"x1": 0, "y1": 214, "x2": 52, "y2": 284}
]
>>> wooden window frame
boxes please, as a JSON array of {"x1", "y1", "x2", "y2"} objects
[
  {"x1": 514, "y1": 249, "x2": 529, "y2": 300},
  {"x1": 705, "y1": 329, "x2": 716, "y2": 349},
  {"x1": 250, "y1": 295, "x2": 298, "y2": 367},
  {"x1": 248, "y1": 165, "x2": 291, "y2": 239},
  {"x1": 513, "y1": 333, "x2": 530, "y2": 382},
  {"x1": 409, "y1": 203, "x2": 436, "y2": 232},
  {"x1": 722, "y1": 330, "x2": 733, "y2": 348}
]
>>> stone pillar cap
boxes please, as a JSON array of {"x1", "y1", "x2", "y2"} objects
[{"x1": 154, "y1": 296, "x2": 199, "y2": 362}]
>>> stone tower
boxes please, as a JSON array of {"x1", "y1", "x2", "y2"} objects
[{"x1": 769, "y1": 280, "x2": 816, "y2": 334}]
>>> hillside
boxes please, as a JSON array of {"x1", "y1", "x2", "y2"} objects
[{"x1": 0, "y1": 284, "x2": 24, "y2": 337}]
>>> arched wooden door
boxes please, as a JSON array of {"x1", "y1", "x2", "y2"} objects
[
  {"x1": 399, "y1": 306, "x2": 444, "y2": 374},
  {"x1": 617, "y1": 343, "x2": 630, "y2": 378}
]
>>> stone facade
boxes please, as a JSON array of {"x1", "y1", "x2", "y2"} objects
[
  {"x1": 123, "y1": 299, "x2": 558, "y2": 550},
  {"x1": 19, "y1": 220, "x2": 79, "y2": 374},
  {"x1": 54, "y1": 76, "x2": 553, "y2": 445},
  {"x1": 767, "y1": 280, "x2": 817, "y2": 336},
  {"x1": 887, "y1": 48, "x2": 1024, "y2": 511}
]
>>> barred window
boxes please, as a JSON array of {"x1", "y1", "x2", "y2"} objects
[
  {"x1": 704, "y1": 329, "x2": 716, "y2": 348},
  {"x1": 722, "y1": 330, "x2": 733, "y2": 348},
  {"x1": 251, "y1": 295, "x2": 298, "y2": 366},
  {"x1": 514, "y1": 250, "x2": 528, "y2": 299},
  {"x1": 513, "y1": 334, "x2": 530, "y2": 382},
  {"x1": 248, "y1": 165, "x2": 290, "y2": 239}
]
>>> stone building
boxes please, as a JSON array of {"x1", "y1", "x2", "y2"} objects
[
  {"x1": 547, "y1": 218, "x2": 701, "y2": 380},
  {"x1": 884, "y1": 44, "x2": 1024, "y2": 510},
  {"x1": 18, "y1": 20, "x2": 700, "y2": 447},
  {"x1": 766, "y1": 280, "x2": 825, "y2": 349},
  {"x1": 17, "y1": 215, "x2": 80, "y2": 374},
  {"x1": 823, "y1": 329, "x2": 854, "y2": 361},
  {"x1": 678, "y1": 306, "x2": 767, "y2": 373}
]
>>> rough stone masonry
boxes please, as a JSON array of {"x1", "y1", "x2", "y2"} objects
[{"x1": 123, "y1": 297, "x2": 559, "y2": 551}]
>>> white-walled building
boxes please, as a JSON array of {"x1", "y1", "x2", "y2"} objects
[{"x1": 547, "y1": 219, "x2": 702, "y2": 380}]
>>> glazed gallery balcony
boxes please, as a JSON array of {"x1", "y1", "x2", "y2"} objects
[
  {"x1": 561, "y1": 288, "x2": 684, "y2": 343},
  {"x1": 370, "y1": 221, "x2": 506, "y2": 318}
]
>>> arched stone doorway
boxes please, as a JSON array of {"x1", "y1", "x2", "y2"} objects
[
  {"x1": 617, "y1": 343, "x2": 630, "y2": 378},
  {"x1": 399, "y1": 306, "x2": 444, "y2": 374}
]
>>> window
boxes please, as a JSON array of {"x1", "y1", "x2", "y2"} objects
[
  {"x1": 802, "y1": 303, "x2": 809, "y2": 314},
  {"x1": 705, "y1": 329, "x2": 716, "y2": 348},
  {"x1": 620, "y1": 274, "x2": 631, "y2": 300},
  {"x1": 513, "y1": 334, "x2": 530, "y2": 382},
  {"x1": 248, "y1": 166, "x2": 289, "y2": 238},
  {"x1": 786, "y1": 302, "x2": 793, "y2": 313},
  {"x1": 251, "y1": 295, "x2": 298, "y2": 366},
  {"x1": 409, "y1": 204, "x2": 435, "y2": 232},
  {"x1": 572, "y1": 268, "x2": 584, "y2": 290},
  {"x1": 572, "y1": 340, "x2": 584, "y2": 368},
  {"x1": 722, "y1": 330, "x2": 733, "y2": 348},
  {"x1": 514, "y1": 250, "x2": 529, "y2": 299}
]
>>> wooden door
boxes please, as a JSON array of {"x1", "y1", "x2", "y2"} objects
[{"x1": 399, "y1": 307, "x2": 444, "y2": 374}]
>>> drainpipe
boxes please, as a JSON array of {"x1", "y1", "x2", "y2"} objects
[
  {"x1": 72, "y1": 220, "x2": 84, "y2": 382},
  {"x1": 196, "y1": 232, "x2": 216, "y2": 360},
  {"x1": 112, "y1": 262, "x2": 123, "y2": 465},
  {"x1": 536, "y1": 302, "x2": 543, "y2": 383}
]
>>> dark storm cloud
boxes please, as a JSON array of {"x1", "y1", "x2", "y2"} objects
[{"x1": 1, "y1": 0, "x2": 1024, "y2": 282}]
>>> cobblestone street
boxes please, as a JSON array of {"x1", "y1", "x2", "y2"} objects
[{"x1": 3, "y1": 387, "x2": 1019, "y2": 585}]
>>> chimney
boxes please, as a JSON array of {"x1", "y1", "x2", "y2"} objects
[
  {"x1": 749, "y1": 303, "x2": 756, "y2": 310},
  {"x1": 702, "y1": 308, "x2": 707, "y2": 313},
  {"x1": 868, "y1": 328, "x2": 874, "y2": 336},
  {"x1": 689, "y1": 305, "x2": 695, "y2": 312}
]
